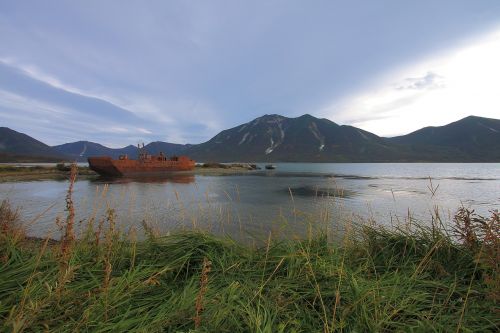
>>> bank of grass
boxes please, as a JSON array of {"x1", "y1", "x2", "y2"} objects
[
  {"x1": 0, "y1": 162, "x2": 252, "y2": 182},
  {"x1": 0, "y1": 166, "x2": 498, "y2": 332},
  {"x1": 0, "y1": 164, "x2": 96, "y2": 182}
]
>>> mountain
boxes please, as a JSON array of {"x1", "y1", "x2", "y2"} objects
[
  {"x1": 0, "y1": 127, "x2": 65, "y2": 162},
  {"x1": 143, "y1": 141, "x2": 191, "y2": 156},
  {"x1": 2, "y1": 115, "x2": 499, "y2": 163},
  {"x1": 185, "y1": 114, "x2": 404, "y2": 162},
  {"x1": 52, "y1": 141, "x2": 138, "y2": 161},
  {"x1": 387, "y1": 116, "x2": 500, "y2": 161},
  {"x1": 186, "y1": 114, "x2": 500, "y2": 162},
  {"x1": 52, "y1": 141, "x2": 191, "y2": 162}
]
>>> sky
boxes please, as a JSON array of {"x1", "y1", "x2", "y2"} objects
[{"x1": 1, "y1": 1, "x2": 500, "y2": 147}]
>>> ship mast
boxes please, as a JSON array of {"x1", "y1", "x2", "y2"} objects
[{"x1": 137, "y1": 142, "x2": 146, "y2": 160}]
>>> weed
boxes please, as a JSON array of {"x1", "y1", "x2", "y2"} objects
[{"x1": 0, "y1": 174, "x2": 498, "y2": 331}]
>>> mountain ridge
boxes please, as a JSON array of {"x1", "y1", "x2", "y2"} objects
[
  {"x1": 1, "y1": 114, "x2": 499, "y2": 162},
  {"x1": 0, "y1": 127, "x2": 66, "y2": 162},
  {"x1": 52, "y1": 141, "x2": 192, "y2": 162},
  {"x1": 386, "y1": 115, "x2": 500, "y2": 161},
  {"x1": 185, "y1": 113, "x2": 400, "y2": 162}
]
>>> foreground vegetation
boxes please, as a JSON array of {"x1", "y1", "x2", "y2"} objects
[{"x1": 0, "y1": 168, "x2": 498, "y2": 332}]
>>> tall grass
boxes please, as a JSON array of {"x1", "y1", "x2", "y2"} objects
[{"x1": 0, "y1": 167, "x2": 498, "y2": 332}]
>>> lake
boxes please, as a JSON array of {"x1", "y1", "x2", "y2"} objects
[{"x1": 1, "y1": 163, "x2": 498, "y2": 240}]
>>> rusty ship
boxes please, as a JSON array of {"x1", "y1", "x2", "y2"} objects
[{"x1": 88, "y1": 145, "x2": 195, "y2": 177}]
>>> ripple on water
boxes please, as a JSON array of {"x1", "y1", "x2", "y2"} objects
[{"x1": 287, "y1": 186, "x2": 357, "y2": 199}]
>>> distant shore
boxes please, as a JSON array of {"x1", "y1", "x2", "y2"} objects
[
  {"x1": 0, "y1": 164, "x2": 96, "y2": 182},
  {"x1": 0, "y1": 163, "x2": 256, "y2": 182}
]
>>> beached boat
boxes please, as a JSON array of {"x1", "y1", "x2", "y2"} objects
[{"x1": 88, "y1": 147, "x2": 195, "y2": 177}]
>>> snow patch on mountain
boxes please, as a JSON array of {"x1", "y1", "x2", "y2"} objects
[
  {"x1": 478, "y1": 122, "x2": 499, "y2": 133},
  {"x1": 79, "y1": 143, "x2": 87, "y2": 156},
  {"x1": 278, "y1": 123, "x2": 285, "y2": 140},
  {"x1": 239, "y1": 132, "x2": 250, "y2": 145},
  {"x1": 357, "y1": 130, "x2": 369, "y2": 140},
  {"x1": 309, "y1": 122, "x2": 325, "y2": 152},
  {"x1": 265, "y1": 138, "x2": 274, "y2": 154}
]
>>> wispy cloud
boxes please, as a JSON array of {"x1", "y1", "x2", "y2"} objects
[
  {"x1": 1, "y1": 2, "x2": 500, "y2": 144},
  {"x1": 0, "y1": 57, "x2": 223, "y2": 145},
  {"x1": 0, "y1": 58, "x2": 174, "y2": 124},
  {"x1": 396, "y1": 72, "x2": 445, "y2": 90},
  {"x1": 0, "y1": 89, "x2": 158, "y2": 145}
]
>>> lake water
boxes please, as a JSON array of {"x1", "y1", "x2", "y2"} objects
[{"x1": 1, "y1": 163, "x2": 498, "y2": 240}]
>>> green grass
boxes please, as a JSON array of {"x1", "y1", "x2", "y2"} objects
[
  {"x1": 0, "y1": 165, "x2": 45, "y2": 173},
  {"x1": 0, "y1": 165, "x2": 96, "y2": 183},
  {"x1": 1, "y1": 202, "x2": 498, "y2": 332}
]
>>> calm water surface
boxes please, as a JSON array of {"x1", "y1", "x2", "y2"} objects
[{"x1": 1, "y1": 163, "x2": 498, "y2": 239}]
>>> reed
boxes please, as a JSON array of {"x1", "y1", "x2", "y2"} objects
[
  {"x1": 60, "y1": 163, "x2": 77, "y2": 258},
  {"x1": 0, "y1": 178, "x2": 498, "y2": 332},
  {"x1": 194, "y1": 256, "x2": 212, "y2": 329}
]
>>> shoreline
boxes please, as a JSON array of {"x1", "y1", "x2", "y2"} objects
[{"x1": 0, "y1": 164, "x2": 256, "y2": 182}]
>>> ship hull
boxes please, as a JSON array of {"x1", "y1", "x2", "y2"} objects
[{"x1": 88, "y1": 156, "x2": 196, "y2": 177}]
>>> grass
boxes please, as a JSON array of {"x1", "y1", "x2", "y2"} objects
[
  {"x1": 0, "y1": 166, "x2": 46, "y2": 173},
  {"x1": 0, "y1": 164, "x2": 96, "y2": 182},
  {"x1": 0, "y1": 166, "x2": 498, "y2": 332},
  {"x1": 0, "y1": 163, "x2": 252, "y2": 182}
]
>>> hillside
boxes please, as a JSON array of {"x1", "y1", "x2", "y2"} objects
[
  {"x1": 142, "y1": 141, "x2": 191, "y2": 156},
  {"x1": 185, "y1": 114, "x2": 405, "y2": 162},
  {"x1": 2, "y1": 115, "x2": 499, "y2": 163},
  {"x1": 52, "y1": 141, "x2": 191, "y2": 162},
  {"x1": 0, "y1": 127, "x2": 65, "y2": 162},
  {"x1": 52, "y1": 141, "x2": 138, "y2": 161},
  {"x1": 387, "y1": 116, "x2": 500, "y2": 161}
]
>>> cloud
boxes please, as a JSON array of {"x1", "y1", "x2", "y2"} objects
[
  {"x1": 0, "y1": 90, "x2": 157, "y2": 145},
  {"x1": 0, "y1": 58, "x2": 176, "y2": 125},
  {"x1": 0, "y1": 57, "x2": 224, "y2": 145},
  {"x1": 396, "y1": 72, "x2": 445, "y2": 90},
  {"x1": 0, "y1": 67, "x2": 163, "y2": 145},
  {"x1": 2, "y1": 2, "x2": 500, "y2": 144},
  {"x1": 318, "y1": 28, "x2": 500, "y2": 137},
  {"x1": 137, "y1": 128, "x2": 153, "y2": 134}
]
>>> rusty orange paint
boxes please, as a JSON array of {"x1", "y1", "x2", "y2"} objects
[{"x1": 88, "y1": 152, "x2": 195, "y2": 177}]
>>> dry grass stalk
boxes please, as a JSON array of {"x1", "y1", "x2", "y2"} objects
[
  {"x1": 0, "y1": 199, "x2": 24, "y2": 241},
  {"x1": 475, "y1": 210, "x2": 499, "y2": 302},
  {"x1": 103, "y1": 258, "x2": 112, "y2": 291},
  {"x1": 102, "y1": 208, "x2": 117, "y2": 321},
  {"x1": 194, "y1": 257, "x2": 212, "y2": 329},
  {"x1": 141, "y1": 219, "x2": 159, "y2": 239},
  {"x1": 60, "y1": 163, "x2": 77, "y2": 257},
  {"x1": 453, "y1": 207, "x2": 478, "y2": 249},
  {"x1": 0, "y1": 199, "x2": 24, "y2": 263},
  {"x1": 103, "y1": 208, "x2": 116, "y2": 289},
  {"x1": 94, "y1": 217, "x2": 105, "y2": 247},
  {"x1": 453, "y1": 208, "x2": 500, "y2": 331}
]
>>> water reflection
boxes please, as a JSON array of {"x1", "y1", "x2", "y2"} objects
[
  {"x1": 0, "y1": 163, "x2": 498, "y2": 240},
  {"x1": 92, "y1": 174, "x2": 196, "y2": 184},
  {"x1": 288, "y1": 186, "x2": 357, "y2": 198}
]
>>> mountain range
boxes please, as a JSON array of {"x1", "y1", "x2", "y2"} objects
[
  {"x1": 0, "y1": 127, "x2": 65, "y2": 162},
  {"x1": 51, "y1": 141, "x2": 191, "y2": 161},
  {"x1": 1, "y1": 115, "x2": 499, "y2": 162}
]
